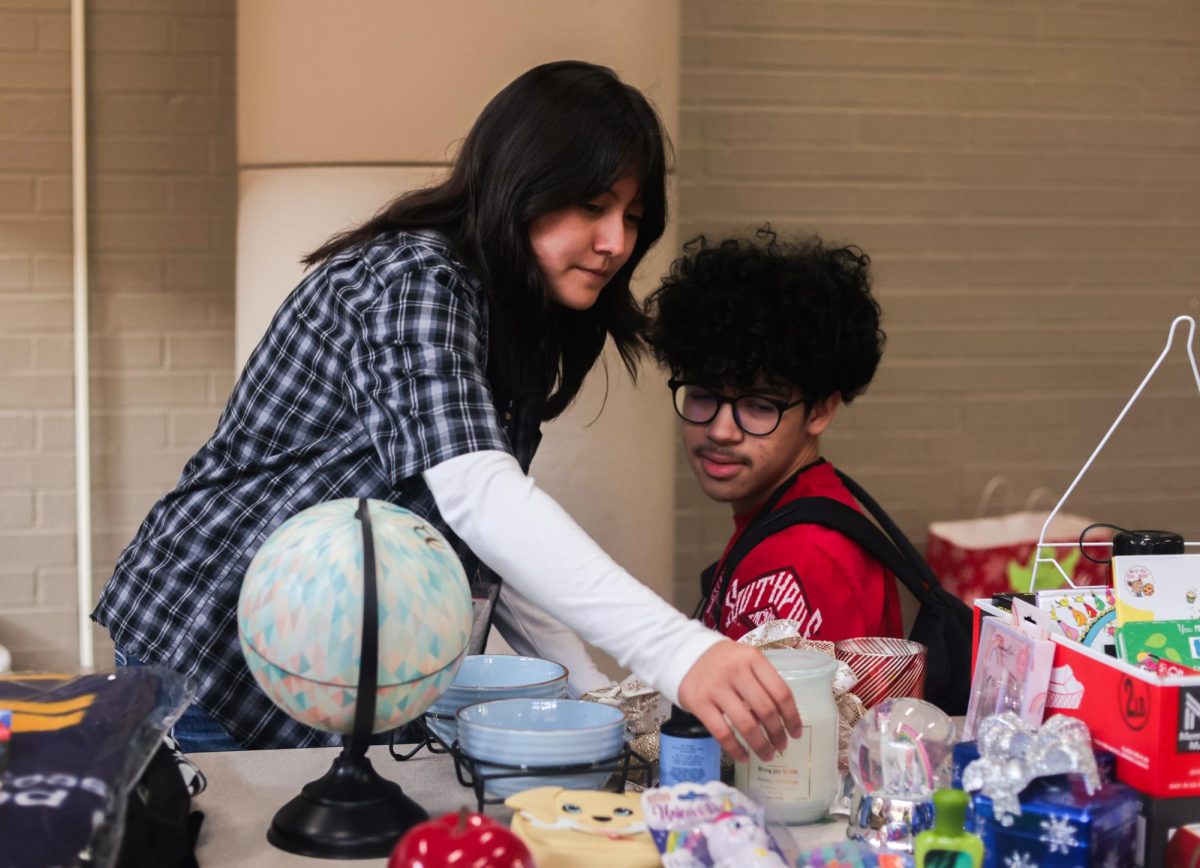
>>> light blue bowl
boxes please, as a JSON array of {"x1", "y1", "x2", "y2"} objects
[
  {"x1": 424, "y1": 655, "x2": 568, "y2": 746},
  {"x1": 457, "y1": 698, "x2": 626, "y2": 797}
]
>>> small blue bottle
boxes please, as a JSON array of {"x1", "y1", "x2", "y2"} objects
[{"x1": 658, "y1": 704, "x2": 720, "y2": 787}]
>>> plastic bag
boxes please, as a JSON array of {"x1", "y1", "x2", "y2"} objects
[{"x1": 0, "y1": 667, "x2": 191, "y2": 868}]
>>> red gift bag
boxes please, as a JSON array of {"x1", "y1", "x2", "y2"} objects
[{"x1": 926, "y1": 482, "x2": 1110, "y2": 604}]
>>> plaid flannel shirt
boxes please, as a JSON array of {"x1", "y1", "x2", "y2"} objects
[{"x1": 92, "y1": 230, "x2": 537, "y2": 749}]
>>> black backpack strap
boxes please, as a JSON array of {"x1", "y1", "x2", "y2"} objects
[
  {"x1": 697, "y1": 471, "x2": 972, "y2": 715},
  {"x1": 833, "y1": 469, "x2": 942, "y2": 597},
  {"x1": 697, "y1": 561, "x2": 719, "y2": 617},
  {"x1": 695, "y1": 459, "x2": 829, "y2": 619},
  {"x1": 702, "y1": 496, "x2": 929, "y2": 628},
  {"x1": 696, "y1": 507, "x2": 803, "y2": 622},
  {"x1": 757, "y1": 499, "x2": 932, "y2": 600},
  {"x1": 832, "y1": 470, "x2": 975, "y2": 715}
]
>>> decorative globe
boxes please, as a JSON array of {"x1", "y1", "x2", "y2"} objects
[
  {"x1": 848, "y1": 697, "x2": 957, "y2": 797},
  {"x1": 238, "y1": 498, "x2": 473, "y2": 734}
]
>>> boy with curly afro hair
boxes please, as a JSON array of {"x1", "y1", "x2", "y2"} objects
[{"x1": 645, "y1": 228, "x2": 902, "y2": 642}]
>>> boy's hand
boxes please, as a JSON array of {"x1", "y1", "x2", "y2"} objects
[{"x1": 677, "y1": 639, "x2": 802, "y2": 762}]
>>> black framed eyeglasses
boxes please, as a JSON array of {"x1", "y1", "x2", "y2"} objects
[{"x1": 668, "y1": 379, "x2": 805, "y2": 437}]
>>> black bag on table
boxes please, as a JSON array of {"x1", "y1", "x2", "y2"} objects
[
  {"x1": 699, "y1": 469, "x2": 973, "y2": 715},
  {"x1": 114, "y1": 737, "x2": 204, "y2": 868}
]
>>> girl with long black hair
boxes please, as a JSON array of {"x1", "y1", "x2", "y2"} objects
[{"x1": 94, "y1": 60, "x2": 800, "y2": 759}]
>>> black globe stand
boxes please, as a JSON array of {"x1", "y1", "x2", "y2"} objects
[{"x1": 267, "y1": 498, "x2": 429, "y2": 859}]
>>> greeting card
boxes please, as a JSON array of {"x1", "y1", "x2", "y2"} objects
[
  {"x1": 1035, "y1": 585, "x2": 1116, "y2": 649},
  {"x1": 1113, "y1": 553, "x2": 1200, "y2": 625},
  {"x1": 963, "y1": 613, "x2": 1055, "y2": 740},
  {"x1": 1116, "y1": 618, "x2": 1200, "y2": 677}
]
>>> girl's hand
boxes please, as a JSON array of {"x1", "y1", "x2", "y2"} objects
[{"x1": 677, "y1": 639, "x2": 803, "y2": 763}]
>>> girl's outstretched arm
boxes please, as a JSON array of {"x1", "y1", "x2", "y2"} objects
[{"x1": 423, "y1": 449, "x2": 801, "y2": 761}]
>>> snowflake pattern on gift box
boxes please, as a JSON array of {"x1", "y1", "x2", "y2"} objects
[
  {"x1": 1004, "y1": 852, "x2": 1038, "y2": 868},
  {"x1": 1038, "y1": 813, "x2": 1079, "y2": 855}
]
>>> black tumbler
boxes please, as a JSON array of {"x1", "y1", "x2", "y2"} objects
[{"x1": 1112, "y1": 529, "x2": 1185, "y2": 557}]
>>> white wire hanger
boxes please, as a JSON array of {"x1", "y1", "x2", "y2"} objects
[{"x1": 1029, "y1": 315, "x2": 1200, "y2": 592}]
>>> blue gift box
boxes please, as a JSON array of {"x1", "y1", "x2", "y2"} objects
[
  {"x1": 969, "y1": 776, "x2": 1139, "y2": 868},
  {"x1": 950, "y1": 741, "x2": 1117, "y2": 790}
]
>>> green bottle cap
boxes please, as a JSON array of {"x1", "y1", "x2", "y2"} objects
[{"x1": 932, "y1": 788, "x2": 969, "y2": 836}]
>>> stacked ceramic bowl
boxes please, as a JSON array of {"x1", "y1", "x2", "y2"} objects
[
  {"x1": 457, "y1": 698, "x2": 627, "y2": 797},
  {"x1": 423, "y1": 654, "x2": 568, "y2": 747}
]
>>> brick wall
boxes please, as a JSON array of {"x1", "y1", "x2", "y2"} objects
[
  {"x1": 675, "y1": 0, "x2": 1200, "y2": 607},
  {"x1": 0, "y1": 0, "x2": 235, "y2": 668},
  {"x1": 1, "y1": 0, "x2": 77, "y2": 668},
  {"x1": 4, "y1": 1, "x2": 1199, "y2": 664}
]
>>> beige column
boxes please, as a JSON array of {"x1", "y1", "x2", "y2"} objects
[{"x1": 236, "y1": 2, "x2": 683, "y2": 675}]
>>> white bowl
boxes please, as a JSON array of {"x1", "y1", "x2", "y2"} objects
[{"x1": 424, "y1": 655, "x2": 568, "y2": 746}]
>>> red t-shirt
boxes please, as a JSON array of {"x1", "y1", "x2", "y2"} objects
[{"x1": 700, "y1": 461, "x2": 902, "y2": 642}]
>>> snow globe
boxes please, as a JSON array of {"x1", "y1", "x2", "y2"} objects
[{"x1": 846, "y1": 697, "x2": 958, "y2": 853}]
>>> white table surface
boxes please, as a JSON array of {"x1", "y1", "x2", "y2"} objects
[{"x1": 191, "y1": 744, "x2": 851, "y2": 866}]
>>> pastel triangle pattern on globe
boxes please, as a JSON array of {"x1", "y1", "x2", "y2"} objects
[{"x1": 237, "y1": 498, "x2": 472, "y2": 733}]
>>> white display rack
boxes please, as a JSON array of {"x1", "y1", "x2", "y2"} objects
[{"x1": 1029, "y1": 315, "x2": 1200, "y2": 592}]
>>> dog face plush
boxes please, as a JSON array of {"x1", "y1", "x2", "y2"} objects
[{"x1": 505, "y1": 787, "x2": 660, "y2": 867}]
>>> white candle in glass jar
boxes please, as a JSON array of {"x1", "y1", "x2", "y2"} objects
[{"x1": 734, "y1": 649, "x2": 839, "y2": 824}]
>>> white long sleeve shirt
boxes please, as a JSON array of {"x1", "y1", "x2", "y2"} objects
[{"x1": 423, "y1": 449, "x2": 724, "y2": 705}]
